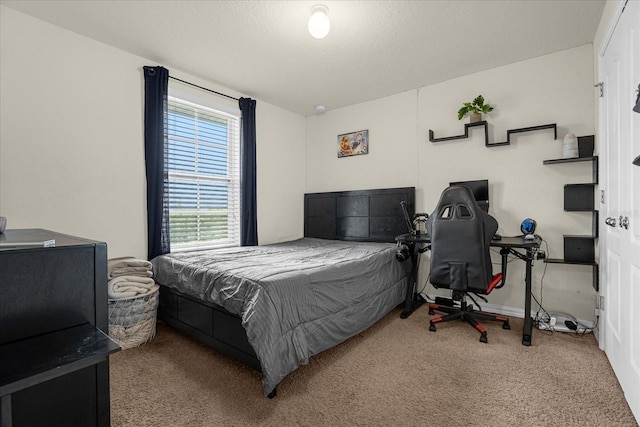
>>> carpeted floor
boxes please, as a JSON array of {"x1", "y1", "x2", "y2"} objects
[{"x1": 110, "y1": 305, "x2": 638, "y2": 426}]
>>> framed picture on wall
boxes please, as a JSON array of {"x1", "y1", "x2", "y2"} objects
[{"x1": 338, "y1": 130, "x2": 368, "y2": 158}]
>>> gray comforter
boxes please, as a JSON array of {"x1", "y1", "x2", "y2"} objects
[{"x1": 152, "y1": 238, "x2": 410, "y2": 395}]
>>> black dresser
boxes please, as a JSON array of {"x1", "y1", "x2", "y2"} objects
[{"x1": 0, "y1": 229, "x2": 120, "y2": 427}]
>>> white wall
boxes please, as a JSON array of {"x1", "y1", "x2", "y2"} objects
[
  {"x1": 1, "y1": 5, "x2": 600, "y2": 321},
  {"x1": 305, "y1": 90, "x2": 419, "y2": 193},
  {"x1": 419, "y1": 45, "x2": 596, "y2": 320},
  {"x1": 305, "y1": 45, "x2": 597, "y2": 321},
  {"x1": 0, "y1": 6, "x2": 306, "y2": 259},
  {"x1": 256, "y1": 102, "x2": 306, "y2": 244}
]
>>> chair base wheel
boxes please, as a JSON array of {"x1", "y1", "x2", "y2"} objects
[
  {"x1": 428, "y1": 308, "x2": 434, "y2": 315},
  {"x1": 503, "y1": 322, "x2": 511, "y2": 330},
  {"x1": 429, "y1": 323, "x2": 436, "y2": 332},
  {"x1": 480, "y1": 333, "x2": 488, "y2": 343}
]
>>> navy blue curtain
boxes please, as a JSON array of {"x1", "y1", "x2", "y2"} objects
[
  {"x1": 239, "y1": 97, "x2": 258, "y2": 246},
  {"x1": 143, "y1": 66, "x2": 170, "y2": 259}
]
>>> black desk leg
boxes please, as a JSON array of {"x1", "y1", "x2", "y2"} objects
[
  {"x1": 401, "y1": 243, "x2": 424, "y2": 318},
  {"x1": 1, "y1": 395, "x2": 12, "y2": 427},
  {"x1": 522, "y1": 248, "x2": 534, "y2": 346}
]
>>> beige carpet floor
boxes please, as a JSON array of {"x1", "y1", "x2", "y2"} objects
[{"x1": 110, "y1": 305, "x2": 637, "y2": 426}]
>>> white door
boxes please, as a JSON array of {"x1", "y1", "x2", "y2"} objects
[{"x1": 599, "y1": 0, "x2": 640, "y2": 421}]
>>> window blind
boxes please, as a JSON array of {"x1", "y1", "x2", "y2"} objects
[{"x1": 167, "y1": 97, "x2": 240, "y2": 250}]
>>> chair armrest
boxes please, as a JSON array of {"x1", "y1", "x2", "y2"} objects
[
  {"x1": 487, "y1": 272, "x2": 503, "y2": 294},
  {"x1": 494, "y1": 248, "x2": 510, "y2": 289}
]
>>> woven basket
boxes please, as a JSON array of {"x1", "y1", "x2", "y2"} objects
[{"x1": 108, "y1": 285, "x2": 159, "y2": 350}]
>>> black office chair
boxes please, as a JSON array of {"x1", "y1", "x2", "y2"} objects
[{"x1": 426, "y1": 185, "x2": 509, "y2": 343}]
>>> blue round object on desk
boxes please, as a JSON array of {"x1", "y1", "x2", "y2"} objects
[{"x1": 521, "y1": 218, "x2": 537, "y2": 235}]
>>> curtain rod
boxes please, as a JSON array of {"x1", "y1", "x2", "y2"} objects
[{"x1": 169, "y1": 76, "x2": 239, "y2": 101}]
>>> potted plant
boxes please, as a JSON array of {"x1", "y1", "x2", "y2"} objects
[{"x1": 457, "y1": 95, "x2": 494, "y2": 122}]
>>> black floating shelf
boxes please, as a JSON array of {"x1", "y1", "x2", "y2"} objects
[
  {"x1": 544, "y1": 258, "x2": 599, "y2": 291},
  {"x1": 544, "y1": 155, "x2": 599, "y2": 184},
  {"x1": 429, "y1": 122, "x2": 557, "y2": 147},
  {"x1": 545, "y1": 258, "x2": 598, "y2": 266},
  {"x1": 542, "y1": 156, "x2": 598, "y2": 165}
]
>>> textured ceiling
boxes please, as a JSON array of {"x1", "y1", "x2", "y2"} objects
[{"x1": 1, "y1": 0, "x2": 606, "y2": 116}]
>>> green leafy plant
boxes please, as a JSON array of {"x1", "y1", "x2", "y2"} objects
[{"x1": 457, "y1": 95, "x2": 494, "y2": 120}]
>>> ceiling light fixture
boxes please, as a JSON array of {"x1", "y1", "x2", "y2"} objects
[
  {"x1": 308, "y1": 5, "x2": 330, "y2": 39},
  {"x1": 315, "y1": 104, "x2": 327, "y2": 114}
]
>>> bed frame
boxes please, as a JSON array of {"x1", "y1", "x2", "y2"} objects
[{"x1": 156, "y1": 187, "x2": 415, "y2": 391}]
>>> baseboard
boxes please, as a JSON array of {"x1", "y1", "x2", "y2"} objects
[
  {"x1": 481, "y1": 302, "x2": 595, "y2": 331},
  {"x1": 479, "y1": 301, "x2": 526, "y2": 319},
  {"x1": 420, "y1": 293, "x2": 595, "y2": 332}
]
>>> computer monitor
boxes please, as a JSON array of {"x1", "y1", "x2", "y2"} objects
[{"x1": 449, "y1": 179, "x2": 489, "y2": 212}]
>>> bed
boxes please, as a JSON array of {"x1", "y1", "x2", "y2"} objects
[{"x1": 152, "y1": 187, "x2": 415, "y2": 397}]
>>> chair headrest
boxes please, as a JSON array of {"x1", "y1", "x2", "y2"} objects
[{"x1": 436, "y1": 185, "x2": 479, "y2": 213}]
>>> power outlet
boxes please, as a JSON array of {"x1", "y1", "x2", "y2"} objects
[{"x1": 550, "y1": 316, "x2": 557, "y2": 326}]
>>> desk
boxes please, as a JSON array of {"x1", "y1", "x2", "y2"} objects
[{"x1": 395, "y1": 233, "x2": 542, "y2": 346}]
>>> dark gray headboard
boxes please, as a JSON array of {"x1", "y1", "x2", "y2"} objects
[{"x1": 304, "y1": 187, "x2": 415, "y2": 243}]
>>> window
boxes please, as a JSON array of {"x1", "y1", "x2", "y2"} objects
[{"x1": 167, "y1": 96, "x2": 240, "y2": 250}]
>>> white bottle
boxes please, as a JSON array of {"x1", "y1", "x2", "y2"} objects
[{"x1": 562, "y1": 133, "x2": 578, "y2": 159}]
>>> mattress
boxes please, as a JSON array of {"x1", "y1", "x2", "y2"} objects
[{"x1": 151, "y1": 237, "x2": 411, "y2": 395}]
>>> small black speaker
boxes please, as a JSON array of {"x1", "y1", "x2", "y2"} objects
[
  {"x1": 395, "y1": 244, "x2": 410, "y2": 262},
  {"x1": 577, "y1": 135, "x2": 595, "y2": 158},
  {"x1": 564, "y1": 236, "x2": 595, "y2": 263}
]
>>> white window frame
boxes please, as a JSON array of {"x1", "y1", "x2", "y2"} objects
[{"x1": 166, "y1": 91, "x2": 241, "y2": 252}]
